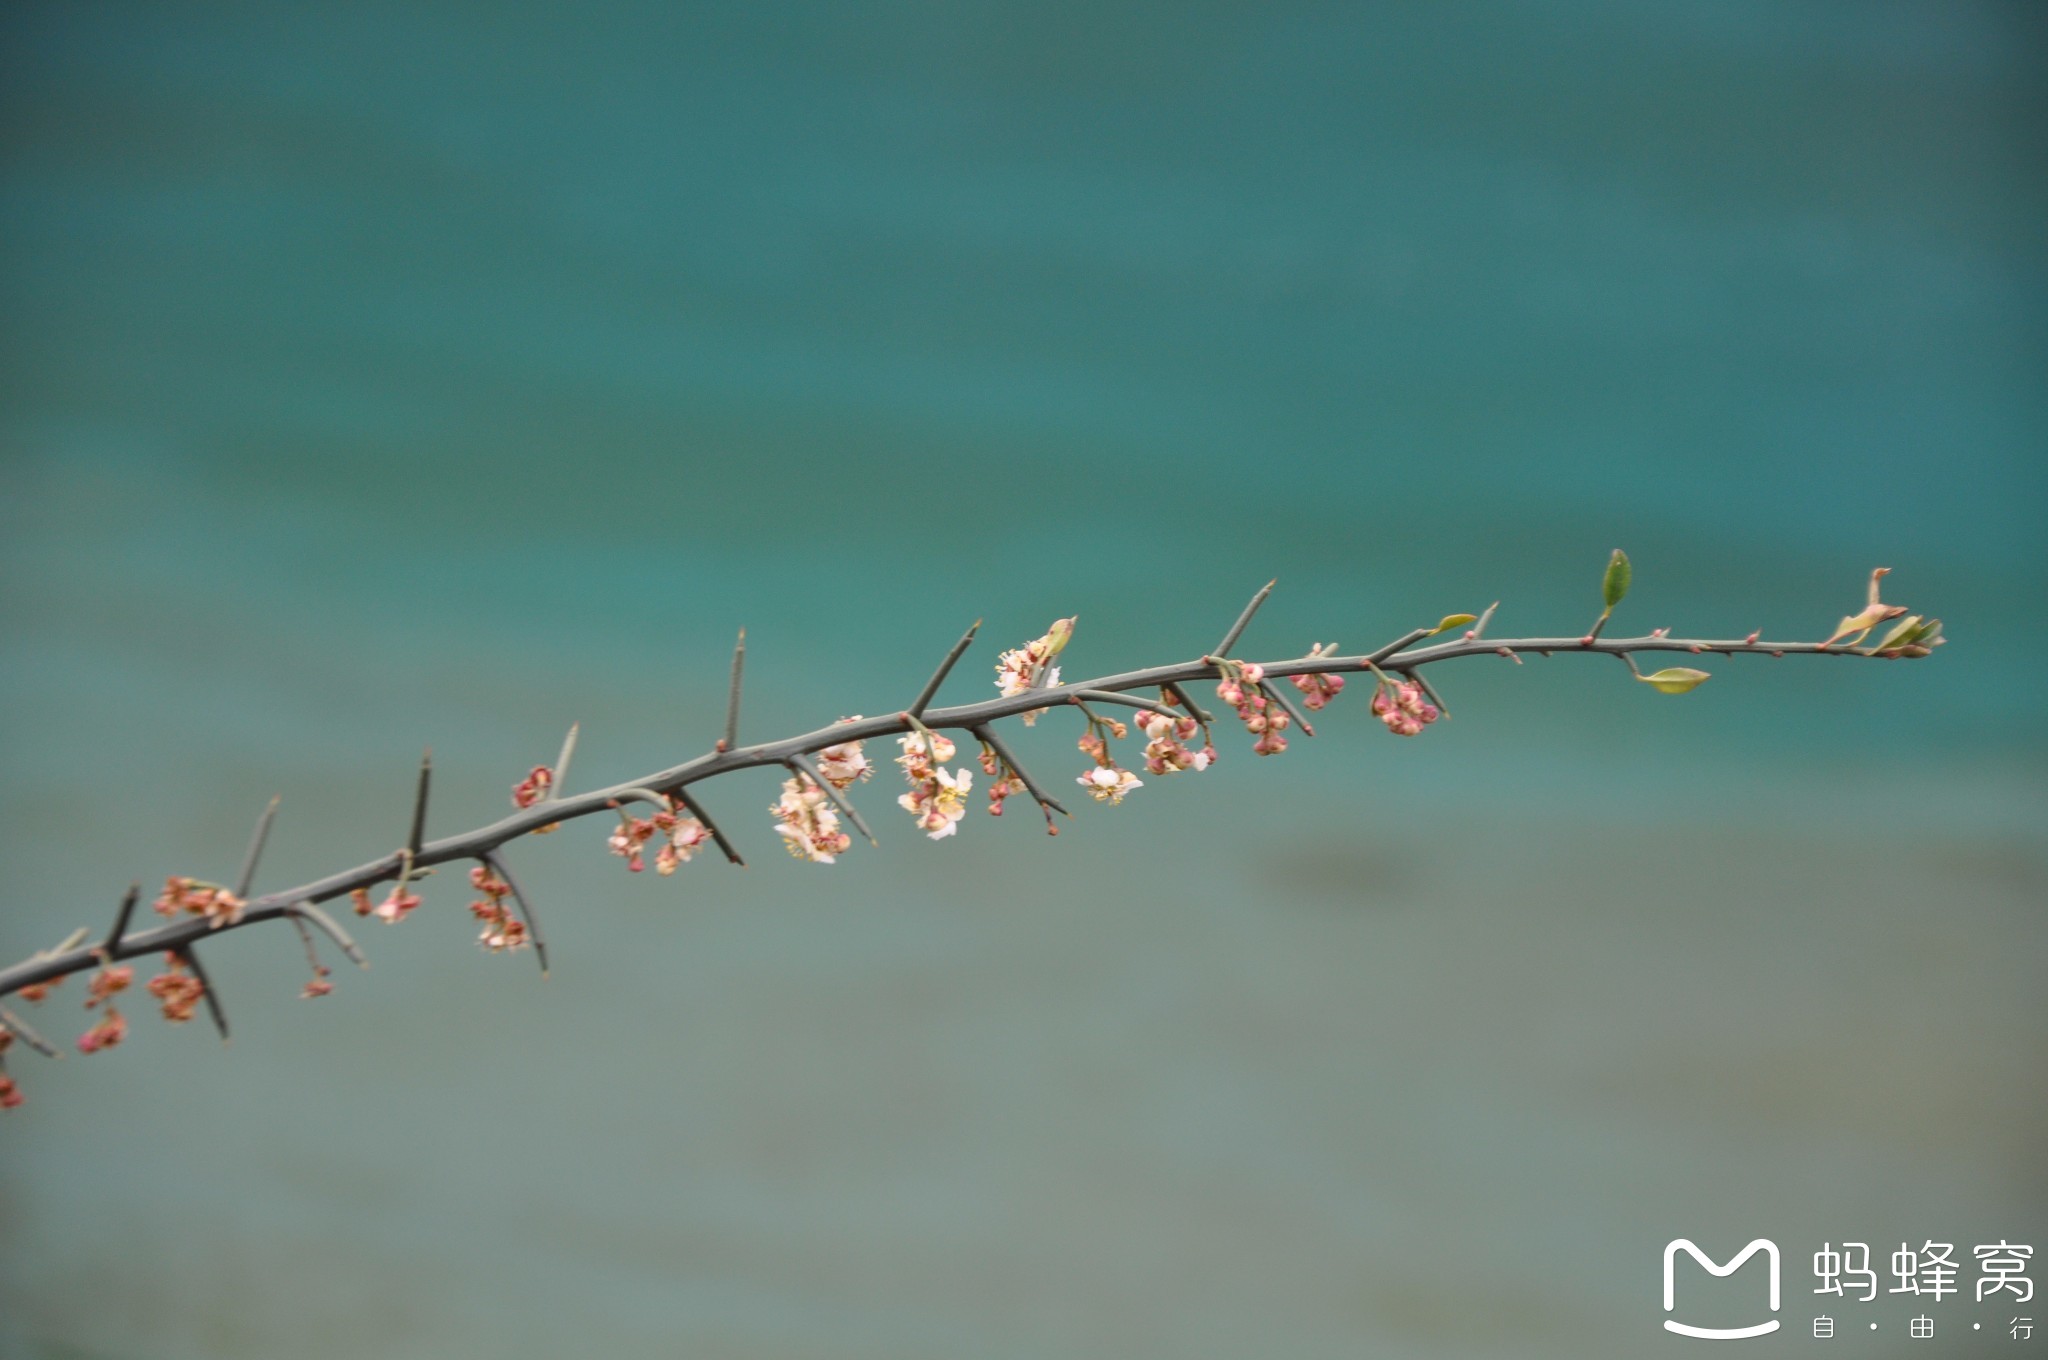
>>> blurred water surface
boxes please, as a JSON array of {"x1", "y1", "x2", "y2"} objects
[{"x1": 2, "y1": 4, "x2": 2043, "y2": 1357}]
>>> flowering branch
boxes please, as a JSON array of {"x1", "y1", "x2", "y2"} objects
[{"x1": 0, "y1": 557, "x2": 1943, "y2": 1108}]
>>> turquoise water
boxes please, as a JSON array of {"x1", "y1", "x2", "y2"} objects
[{"x1": 2, "y1": 5, "x2": 2043, "y2": 1356}]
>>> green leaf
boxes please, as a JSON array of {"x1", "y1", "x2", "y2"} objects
[
  {"x1": 1872, "y1": 615, "x2": 1923, "y2": 654},
  {"x1": 1601, "y1": 549, "x2": 1632, "y2": 610},
  {"x1": 1428, "y1": 613, "x2": 1477, "y2": 636},
  {"x1": 1636, "y1": 666, "x2": 1709, "y2": 694}
]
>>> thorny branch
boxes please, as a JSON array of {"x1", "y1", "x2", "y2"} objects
[{"x1": 0, "y1": 558, "x2": 1941, "y2": 1108}]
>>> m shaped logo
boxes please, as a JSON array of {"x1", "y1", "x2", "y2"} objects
[{"x1": 1663, "y1": 1239, "x2": 1781, "y2": 1339}]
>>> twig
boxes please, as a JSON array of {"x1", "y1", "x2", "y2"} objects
[
  {"x1": 233, "y1": 795, "x2": 282, "y2": 899},
  {"x1": 482, "y1": 850, "x2": 547, "y2": 978},
  {"x1": 285, "y1": 902, "x2": 367, "y2": 969},
  {"x1": 973, "y1": 724, "x2": 1070, "y2": 826},
  {"x1": 719, "y1": 628, "x2": 746, "y2": 752},
  {"x1": 1070, "y1": 689, "x2": 1180, "y2": 717},
  {"x1": 1364, "y1": 628, "x2": 1431, "y2": 666},
  {"x1": 407, "y1": 751, "x2": 432, "y2": 858},
  {"x1": 179, "y1": 947, "x2": 229, "y2": 1044},
  {"x1": 1163, "y1": 682, "x2": 1214, "y2": 725},
  {"x1": 285, "y1": 911, "x2": 325, "y2": 976},
  {"x1": 1214, "y1": 580, "x2": 1276, "y2": 657},
  {"x1": 675, "y1": 788, "x2": 745, "y2": 867},
  {"x1": 1260, "y1": 681, "x2": 1316, "y2": 738},
  {"x1": 908, "y1": 620, "x2": 981, "y2": 719},
  {"x1": 0, "y1": 1006, "x2": 58, "y2": 1058},
  {"x1": 103, "y1": 883, "x2": 140, "y2": 953},
  {"x1": 1410, "y1": 671, "x2": 1452, "y2": 719},
  {"x1": 551, "y1": 722, "x2": 580, "y2": 798},
  {"x1": 787, "y1": 755, "x2": 877, "y2": 846}
]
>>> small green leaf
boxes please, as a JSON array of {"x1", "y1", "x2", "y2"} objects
[
  {"x1": 1601, "y1": 549, "x2": 1632, "y2": 610},
  {"x1": 1872, "y1": 615, "x2": 1923, "y2": 654},
  {"x1": 1429, "y1": 613, "x2": 1477, "y2": 636},
  {"x1": 1636, "y1": 666, "x2": 1709, "y2": 694}
]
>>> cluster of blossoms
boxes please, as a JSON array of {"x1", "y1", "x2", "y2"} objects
[
  {"x1": 814, "y1": 718, "x2": 875, "y2": 790},
  {"x1": 773, "y1": 774, "x2": 852, "y2": 864},
  {"x1": 510, "y1": 759, "x2": 571, "y2": 833},
  {"x1": 1214, "y1": 660, "x2": 1292, "y2": 756},
  {"x1": 351, "y1": 878, "x2": 422, "y2": 924},
  {"x1": 152, "y1": 876, "x2": 245, "y2": 929},
  {"x1": 1138, "y1": 707, "x2": 1215, "y2": 777},
  {"x1": 76, "y1": 1008, "x2": 127, "y2": 1053},
  {"x1": 605, "y1": 797, "x2": 711, "y2": 875},
  {"x1": 994, "y1": 617, "x2": 1075, "y2": 725},
  {"x1": 16, "y1": 973, "x2": 62, "y2": 1004},
  {"x1": 1289, "y1": 645, "x2": 1347, "y2": 710},
  {"x1": 896, "y1": 726, "x2": 972, "y2": 840},
  {"x1": 511, "y1": 765, "x2": 554, "y2": 808},
  {"x1": 1074, "y1": 709, "x2": 1143, "y2": 804},
  {"x1": 976, "y1": 742, "x2": 1025, "y2": 819},
  {"x1": 75, "y1": 953, "x2": 134, "y2": 1053},
  {"x1": 1369, "y1": 670, "x2": 1440, "y2": 736},
  {"x1": 467, "y1": 864, "x2": 528, "y2": 952},
  {"x1": 147, "y1": 954, "x2": 206, "y2": 1023}
]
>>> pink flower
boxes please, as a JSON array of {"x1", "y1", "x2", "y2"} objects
[
  {"x1": 512, "y1": 765, "x2": 554, "y2": 809},
  {"x1": 814, "y1": 719, "x2": 875, "y2": 790},
  {"x1": 1076, "y1": 766, "x2": 1143, "y2": 804},
  {"x1": 605, "y1": 802, "x2": 675, "y2": 873},
  {"x1": 147, "y1": 956, "x2": 205, "y2": 1023},
  {"x1": 1215, "y1": 658, "x2": 1292, "y2": 755},
  {"x1": 1369, "y1": 678, "x2": 1439, "y2": 736},
  {"x1": 995, "y1": 617, "x2": 1075, "y2": 725},
  {"x1": 1290, "y1": 648, "x2": 1346, "y2": 711},
  {"x1": 371, "y1": 889, "x2": 423, "y2": 924},
  {"x1": 773, "y1": 775, "x2": 852, "y2": 864},
  {"x1": 1139, "y1": 711, "x2": 1211, "y2": 775},
  {"x1": 467, "y1": 864, "x2": 531, "y2": 952},
  {"x1": 152, "y1": 876, "x2": 246, "y2": 928},
  {"x1": 896, "y1": 730, "x2": 972, "y2": 839},
  {"x1": 76, "y1": 1007, "x2": 128, "y2": 1054},
  {"x1": 654, "y1": 816, "x2": 712, "y2": 875},
  {"x1": 85, "y1": 962, "x2": 134, "y2": 1009}
]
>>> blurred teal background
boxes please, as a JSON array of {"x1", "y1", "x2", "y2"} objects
[{"x1": 2, "y1": 4, "x2": 2043, "y2": 1357}]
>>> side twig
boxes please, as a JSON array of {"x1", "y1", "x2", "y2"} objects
[{"x1": 234, "y1": 795, "x2": 282, "y2": 899}]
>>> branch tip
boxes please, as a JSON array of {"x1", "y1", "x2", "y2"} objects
[
  {"x1": 909, "y1": 618, "x2": 982, "y2": 718},
  {"x1": 406, "y1": 751, "x2": 432, "y2": 857},
  {"x1": 722, "y1": 628, "x2": 747, "y2": 753},
  {"x1": 0, "y1": 1005, "x2": 59, "y2": 1058},
  {"x1": 104, "y1": 882, "x2": 141, "y2": 953},
  {"x1": 233, "y1": 794, "x2": 283, "y2": 899},
  {"x1": 551, "y1": 722, "x2": 580, "y2": 799},
  {"x1": 676, "y1": 788, "x2": 746, "y2": 867},
  {"x1": 1260, "y1": 680, "x2": 1316, "y2": 737},
  {"x1": 1214, "y1": 579, "x2": 1276, "y2": 657}
]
